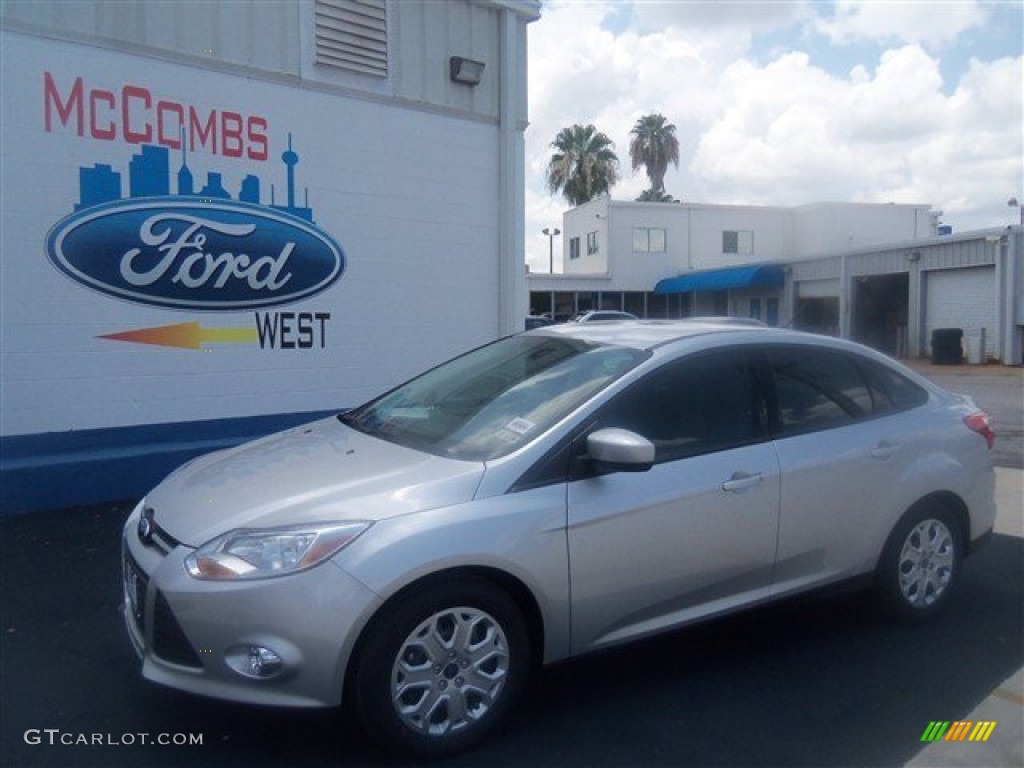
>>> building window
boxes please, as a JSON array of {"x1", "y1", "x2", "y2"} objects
[
  {"x1": 749, "y1": 298, "x2": 762, "y2": 321},
  {"x1": 587, "y1": 231, "x2": 599, "y2": 255},
  {"x1": 315, "y1": 0, "x2": 388, "y2": 77},
  {"x1": 569, "y1": 237, "x2": 581, "y2": 260},
  {"x1": 633, "y1": 227, "x2": 667, "y2": 253},
  {"x1": 723, "y1": 230, "x2": 753, "y2": 255}
]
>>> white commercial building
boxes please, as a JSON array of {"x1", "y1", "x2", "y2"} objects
[
  {"x1": 1, "y1": 0, "x2": 540, "y2": 512},
  {"x1": 530, "y1": 196, "x2": 1023, "y2": 365}
]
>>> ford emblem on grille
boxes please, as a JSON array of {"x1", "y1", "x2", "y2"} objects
[{"x1": 138, "y1": 511, "x2": 154, "y2": 545}]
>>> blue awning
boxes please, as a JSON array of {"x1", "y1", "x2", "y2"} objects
[{"x1": 654, "y1": 264, "x2": 785, "y2": 294}]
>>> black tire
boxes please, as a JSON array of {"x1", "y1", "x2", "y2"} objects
[
  {"x1": 350, "y1": 576, "x2": 529, "y2": 758},
  {"x1": 874, "y1": 504, "x2": 963, "y2": 623},
  {"x1": 931, "y1": 328, "x2": 963, "y2": 365}
]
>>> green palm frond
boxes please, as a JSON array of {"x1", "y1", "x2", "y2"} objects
[
  {"x1": 546, "y1": 124, "x2": 621, "y2": 207},
  {"x1": 628, "y1": 113, "x2": 679, "y2": 195}
]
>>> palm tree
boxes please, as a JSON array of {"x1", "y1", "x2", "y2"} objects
[
  {"x1": 636, "y1": 189, "x2": 677, "y2": 203},
  {"x1": 546, "y1": 124, "x2": 620, "y2": 207},
  {"x1": 629, "y1": 113, "x2": 679, "y2": 197}
]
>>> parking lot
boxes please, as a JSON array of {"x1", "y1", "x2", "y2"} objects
[{"x1": 2, "y1": 363, "x2": 1021, "y2": 767}]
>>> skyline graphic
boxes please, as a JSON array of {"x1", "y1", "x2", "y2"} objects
[{"x1": 75, "y1": 133, "x2": 315, "y2": 222}]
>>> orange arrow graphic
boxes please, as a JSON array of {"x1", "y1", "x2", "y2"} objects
[{"x1": 99, "y1": 321, "x2": 258, "y2": 350}]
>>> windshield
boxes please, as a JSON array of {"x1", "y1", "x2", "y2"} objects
[{"x1": 341, "y1": 335, "x2": 646, "y2": 461}]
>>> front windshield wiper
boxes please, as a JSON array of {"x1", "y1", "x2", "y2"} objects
[{"x1": 337, "y1": 409, "x2": 366, "y2": 431}]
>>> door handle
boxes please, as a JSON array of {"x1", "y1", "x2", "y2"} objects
[
  {"x1": 871, "y1": 441, "x2": 900, "y2": 460},
  {"x1": 722, "y1": 472, "x2": 764, "y2": 493}
]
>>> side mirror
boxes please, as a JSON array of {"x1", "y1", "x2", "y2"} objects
[{"x1": 586, "y1": 428, "x2": 655, "y2": 473}]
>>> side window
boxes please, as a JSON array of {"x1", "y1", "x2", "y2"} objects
[
  {"x1": 768, "y1": 347, "x2": 872, "y2": 435},
  {"x1": 596, "y1": 350, "x2": 760, "y2": 463},
  {"x1": 858, "y1": 358, "x2": 930, "y2": 414}
]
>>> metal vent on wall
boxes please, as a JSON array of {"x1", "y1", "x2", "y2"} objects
[{"x1": 315, "y1": 0, "x2": 388, "y2": 77}]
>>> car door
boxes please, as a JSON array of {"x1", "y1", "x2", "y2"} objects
[
  {"x1": 765, "y1": 345, "x2": 922, "y2": 593},
  {"x1": 567, "y1": 348, "x2": 781, "y2": 654}
]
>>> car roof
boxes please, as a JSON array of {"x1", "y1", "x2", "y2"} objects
[
  {"x1": 528, "y1": 320, "x2": 936, "y2": 386},
  {"x1": 531, "y1": 319, "x2": 774, "y2": 351}
]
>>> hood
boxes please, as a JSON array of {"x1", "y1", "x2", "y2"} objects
[{"x1": 146, "y1": 417, "x2": 485, "y2": 546}]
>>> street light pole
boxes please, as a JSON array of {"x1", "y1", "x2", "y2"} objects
[{"x1": 542, "y1": 227, "x2": 561, "y2": 273}]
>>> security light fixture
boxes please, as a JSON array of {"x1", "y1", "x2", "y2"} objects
[
  {"x1": 450, "y1": 56, "x2": 485, "y2": 86},
  {"x1": 1009, "y1": 197, "x2": 1023, "y2": 225}
]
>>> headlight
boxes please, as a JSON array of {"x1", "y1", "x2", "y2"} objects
[{"x1": 184, "y1": 522, "x2": 371, "y2": 581}]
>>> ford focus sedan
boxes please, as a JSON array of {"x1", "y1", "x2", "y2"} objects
[{"x1": 121, "y1": 321, "x2": 996, "y2": 756}]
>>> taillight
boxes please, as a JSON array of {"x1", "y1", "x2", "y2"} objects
[{"x1": 964, "y1": 412, "x2": 995, "y2": 450}]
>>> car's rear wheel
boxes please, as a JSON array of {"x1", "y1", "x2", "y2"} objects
[
  {"x1": 875, "y1": 504, "x2": 962, "y2": 622},
  {"x1": 351, "y1": 576, "x2": 529, "y2": 757}
]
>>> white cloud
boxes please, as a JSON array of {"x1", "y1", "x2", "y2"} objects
[
  {"x1": 630, "y1": 0, "x2": 814, "y2": 34},
  {"x1": 844, "y1": 45, "x2": 947, "y2": 143},
  {"x1": 524, "y1": 1, "x2": 1023, "y2": 271},
  {"x1": 816, "y1": 0, "x2": 989, "y2": 47}
]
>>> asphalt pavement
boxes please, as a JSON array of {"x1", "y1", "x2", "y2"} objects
[{"x1": 1, "y1": 362, "x2": 1021, "y2": 767}]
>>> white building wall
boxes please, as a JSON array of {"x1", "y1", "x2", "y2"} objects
[
  {"x1": 0, "y1": 1, "x2": 303, "y2": 78},
  {"x1": 563, "y1": 198, "x2": 611, "y2": 274},
  {"x1": 0, "y1": 1, "x2": 538, "y2": 440},
  {"x1": 686, "y1": 205, "x2": 789, "y2": 270},
  {"x1": 3, "y1": 1, "x2": 530, "y2": 124},
  {"x1": 605, "y1": 201, "x2": 689, "y2": 288},
  {"x1": 790, "y1": 203, "x2": 935, "y2": 257}
]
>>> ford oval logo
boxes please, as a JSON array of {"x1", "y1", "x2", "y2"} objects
[
  {"x1": 46, "y1": 198, "x2": 345, "y2": 310},
  {"x1": 137, "y1": 513, "x2": 153, "y2": 545}
]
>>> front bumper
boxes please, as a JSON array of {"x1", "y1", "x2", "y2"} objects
[{"x1": 121, "y1": 503, "x2": 383, "y2": 707}]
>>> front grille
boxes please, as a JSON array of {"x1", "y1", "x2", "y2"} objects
[
  {"x1": 123, "y1": 548, "x2": 148, "y2": 636},
  {"x1": 123, "y1": 536, "x2": 203, "y2": 670},
  {"x1": 152, "y1": 590, "x2": 203, "y2": 669}
]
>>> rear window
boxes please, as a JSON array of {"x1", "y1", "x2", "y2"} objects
[
  {"x1": 857, "y1": 358, "x2": 930, "y2": 414},
  {"x1": 767, "y1": 347, "x2": 871, "y2": 435},
  {"x1": 767, "y1": 346, "x2": 929, "y2": 437}
]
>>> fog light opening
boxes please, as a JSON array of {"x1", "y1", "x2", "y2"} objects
[{"x1": 248, "y1": 645, "x2": 284, "y2": 678}]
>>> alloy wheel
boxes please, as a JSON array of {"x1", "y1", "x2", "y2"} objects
[
  {"x1": 390, "y1": 606, "x2": 511, "y2": 737},
  {"x1": 897, "y1": 518, "x2": 955, "y2": 607}
]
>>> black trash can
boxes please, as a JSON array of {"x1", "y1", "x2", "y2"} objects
[{"x1": 931, "y1": 328, "x2": 963, "y2": 365}]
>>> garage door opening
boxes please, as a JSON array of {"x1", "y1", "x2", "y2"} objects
[
  {"x1": 794, "y1": 297, "x2": 839, "y2": 337},
  {"x1": 852, "y1": 273, "x2": 909, "y2": 357}
]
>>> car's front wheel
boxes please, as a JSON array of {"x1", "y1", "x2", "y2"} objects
[
  {"x1": 350, "y1": 576, "x2": 529, "y2": 757},
  {"x1": 875, "y1": 503, "x2": 963, "y2": 622}
]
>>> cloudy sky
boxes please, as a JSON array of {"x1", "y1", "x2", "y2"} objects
[{"x1": 524, "y1": 0, "x2": 1023, "y2": 272}]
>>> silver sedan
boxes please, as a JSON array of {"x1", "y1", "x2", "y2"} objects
[{"x1": 121, "y1": 321, "x2": 996, "y2": 757}]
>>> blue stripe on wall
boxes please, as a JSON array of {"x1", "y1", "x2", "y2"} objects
[{"x1": 0, "y1": 410, "x2": 337, "y2": 516}]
